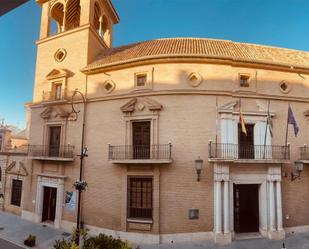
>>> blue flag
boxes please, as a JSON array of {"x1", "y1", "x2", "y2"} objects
[{"x1": 288, "y1": 105, "x2": 299, "y2": 137}]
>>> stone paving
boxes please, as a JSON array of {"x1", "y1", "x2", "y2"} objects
[
  {"x1": 0, "y1": 211, "x2": 309, "y2": 249},
  {"x1": 140, "y1": 233, "x2": 309, "y2": 249},
  {"x1": 0, "y1": 211, "x2": 68, "y2": 249}
]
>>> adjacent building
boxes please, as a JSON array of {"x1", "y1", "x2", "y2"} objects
[{"x1": 6, "y1": 0, "x2": 309, "y2": 245}]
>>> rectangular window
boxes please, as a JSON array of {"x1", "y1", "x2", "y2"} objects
[
  {"x1": 11, "y1": 179, "x2": 22, "y2": 206},
  {"x1": 239, "y1": 74, "x2": 250, "y2": 87},
  {"x1": 128, "y1": 177, "x2": 153, "y2": 219},
  {"x1": 136, "y1": 74, "x2": 147, "y2": 87},
  {"x1": 54, "y1": 84, "x2": 62, "y2": 100}
]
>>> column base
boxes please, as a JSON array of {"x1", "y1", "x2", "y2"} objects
[
  {"x1": 214, "y1": 232, "x2": 232, "y2": 245},
  {"x1": 268, "y1": 229, "x2": 285, "y2": 240}
]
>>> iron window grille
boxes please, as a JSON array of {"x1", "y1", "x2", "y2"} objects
[
  {"x1": 11, "y1": 179, "x2": 22, "y2": 207},
  {"x1": 128, "y1": 177, "x2": 153, "y2": 220}
]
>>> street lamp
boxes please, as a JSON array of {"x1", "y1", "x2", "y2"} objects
[
  {"x1": 70, "y1": 89, "x2": 88, "y2": 245},
  {"x1": 291, "y1": 160, "x2": 304, "y2": 181},
  {"x1": 195, "y1": 157, "x2": 204, "y2": 181}
]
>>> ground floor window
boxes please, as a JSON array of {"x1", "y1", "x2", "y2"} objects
[
  {"x1": 11, "y1": 179, "x2": 22, "y2": 206},
  {"x1": 128, "y1": 177, "x2": 153, "y2": 219}
]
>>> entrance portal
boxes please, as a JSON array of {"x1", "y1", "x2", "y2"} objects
[
  {"x1": 234, "y1": 184, "x2": 259, "y2": 233},
  {"x1": 42, "y1": 186, "x2": 57, "y2": 222}
]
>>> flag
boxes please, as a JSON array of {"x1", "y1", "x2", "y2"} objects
[
  {"x1": 267, "y1": 108, "x2": 273, "y2": 137},
  {"x1": 288, "y1": 105, "x2": 299, "y2": 137},
  {"x1": 239, "y1": 109, "x2": 247, "y2": 136}
]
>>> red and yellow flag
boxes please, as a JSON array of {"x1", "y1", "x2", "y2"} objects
[{"x1": 239, "y1": 109, "x2": 247, "y2": 136}]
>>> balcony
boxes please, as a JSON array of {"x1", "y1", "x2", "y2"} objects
[
  {"x1": 299, "y1": 146, "x2": 309, "y2": 163},
  {"x1": 28, "y1": 145, "x2": 74, "y2": 161},
  {"x1": 208, "y1": 142, "x2": 290, "y2": 163},
  {"x1": 42, "y1": 91, "x2": 74, "y2": 103},
  {"x1": 108, "y1": 144, "x2": 172, "y2": 164}
]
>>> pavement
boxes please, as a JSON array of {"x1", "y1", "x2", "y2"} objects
[
  {"x1": 0, "y1": 211, "x2": 68, "y2": 249},
  {"x1": 0, "y1": 238, "x2": 24, "y2": 249},
  {"x1": 0, "y1": 211, "x2": 309, "y2": 249}
]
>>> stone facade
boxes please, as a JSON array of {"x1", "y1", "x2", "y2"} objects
[{"x1": 12, "y1": 0, "x2": 309, "y2": 245}]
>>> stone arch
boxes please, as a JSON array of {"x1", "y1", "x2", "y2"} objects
[
  {"x1": 102, "y1": 15, "x2": 111, "y2": 44},
  {"x1": 49, "y1": 2, "x2": 64, "y2": 35},
  {"x1": 65, "y1": 0, "x2": 81, "y2": 31},
  {"x1": 94, "y1": 1, "x2": 102, "y2": 35}
]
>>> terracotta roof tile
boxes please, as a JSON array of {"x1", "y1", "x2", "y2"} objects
[{"x1": 83, "y1": 38, "x2": 309, "y2": 71}]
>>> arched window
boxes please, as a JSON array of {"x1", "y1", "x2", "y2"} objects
[
  {"x1": 49, "y1": 2, "x2": 64, "y2": 35},
  {"x1": 65, "y1": 0, "x2": 81, "y2": 31},
  {"x1": 94, "y1": 2, "x2": 102, "y2": 35}
]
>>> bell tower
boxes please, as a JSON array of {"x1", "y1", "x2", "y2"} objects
[{"x1": 33, "y1": 0, "x2": 119, "y2": 102}]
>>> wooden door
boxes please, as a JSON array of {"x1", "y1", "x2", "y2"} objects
[
  {"x1": 132, "y1": 121, "x2": 151, "y2": 159},
  {"x1": 234, "y1": 184, "x2": 259, "y2": 233},
  {"x1": 49, "y1": 126, "x2": 61, "y2": 157},
  {"x1": 42, "y1": 187, "x2": 57, "y2": 222},
  {"x1": 238, "y1": 123, "x2": 254, "y2": 159}
]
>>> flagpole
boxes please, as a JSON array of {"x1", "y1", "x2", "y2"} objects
[
  {"x1": 285, "y1": 103, "x2": 289, "y2": 146},
  {"x1": 263, "y1": 100, "x2": 270, "y2": 159}
]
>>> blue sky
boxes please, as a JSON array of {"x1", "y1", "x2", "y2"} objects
[{"x1": 1, "y1": 0, "x2": 309, "y2": 128}]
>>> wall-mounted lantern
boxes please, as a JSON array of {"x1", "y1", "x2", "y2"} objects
[
  {"x1": 291, "y1": 160, "x2": 304, "y2": 181},
  {"x1": 195, "y1": 157, "x2": 204, "y2": 181}
]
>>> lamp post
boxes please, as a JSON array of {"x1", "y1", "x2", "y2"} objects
[
  {"x1": 70, "y1": 89, "x2": 88, "y2": 245},
  {"x1": 195, "y1": 157, "x2": 204, "y2": 181}
]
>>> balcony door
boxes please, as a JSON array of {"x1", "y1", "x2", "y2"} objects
[
  {"x1": 49, "y1": 126, "x2": 61, "y2": 157},
  {"x1": 238, "y1": 123, "x2": 254, "y2": 159},
  {"x1": 132, "y1": 121, "x2": 151, "y2": 159}
]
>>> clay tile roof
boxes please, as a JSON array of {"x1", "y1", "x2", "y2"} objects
[{"x1": 83, "y1": 38, "x2": 309, "y2": 72}]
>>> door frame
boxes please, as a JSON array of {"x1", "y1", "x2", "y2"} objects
[
  {"x1": 229, "y1": 177, "x2": 268, "y2": 237},
  {"x1": 42, "y1": 122, "x2": 66, "y2": 151},
  {"x1": 233, "y1": 184, "x2": 260, "y2": 233},
  {"x1": 35, "y1": 175, "x2": 65, "y2": 228},
  {"x1": 42, "y1": 186, "x2": 57, "y2": 222}
]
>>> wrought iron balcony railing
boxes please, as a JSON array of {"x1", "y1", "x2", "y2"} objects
[
  {"x1": 28, "y1": 145, "x2": 74, "y2": 160},
  {"x1": 300, "y1": 146, "x2": 309, "y2": 160},
  {"x1": 108, "y1": 144, "x2": 172, "y2": 162},
  {"x1": 208, "y1": 142, "x2": 290, "y2": 161}
]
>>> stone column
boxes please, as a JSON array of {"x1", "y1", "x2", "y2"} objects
[
  {"x1": 215, "y1": 180, "x2": 222, "y2": 234},
  {"x1": 99, "y1": 16, "x2": 103, "y2": 37},
  {"x1": 276, "y1": 181, "x2": 283, "y2": 231},
  {"x1": 269, "y1": 180, "x2": 275, "y2": 231},
  {"x1": 223, "y1": 180, "x2": 229, "y2": 234},
  {"x1": 61, "y1": 6, "x2": 67, "y2": 32}
]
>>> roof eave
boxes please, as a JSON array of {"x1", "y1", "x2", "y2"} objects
[{"x1": 81, "y1": 54, "x2": 309, "y2": 74}]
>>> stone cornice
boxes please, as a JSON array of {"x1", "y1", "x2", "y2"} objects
[
  {"x1": 81, "y1": 55, "x2": 309, "y2": 75},
  {"x1": 27, "y1": 89, "x2": 309, "y2": 109}
]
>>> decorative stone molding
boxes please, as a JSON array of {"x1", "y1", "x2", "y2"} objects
[
  {"x1": 40, "y1": 106, "x2": 70, "y2": 120},
  {"x1": 102, "y1": 80, "x2": 116, "y2": 93},
  {"x1": 121, "y1": 97, "x2": 162, "y2": 114},
  {"x1": 187, "y1": 72, "x2": 203, "y2": 87},
  {"x1": 214, "y1": 163, "x2": 229, "y2": 181},
  {"x1": 54, "y1": 48, "x2": 67, "y2": 62},
  {"x1": 218, "y1": 101, "x2": 238, "y2": 113},
  {"x1": 6, "y1": 161, "x2": 28, "y2": 176},
  {"x1": 255, "y1": 100, "x2": 275, "y2": 116},
  {"x1": 46, "y1": 68, "x2": 73, "y2": 80},
  {"x1": 279, "y1": 80, "x2": 292, "y2": 94}
]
